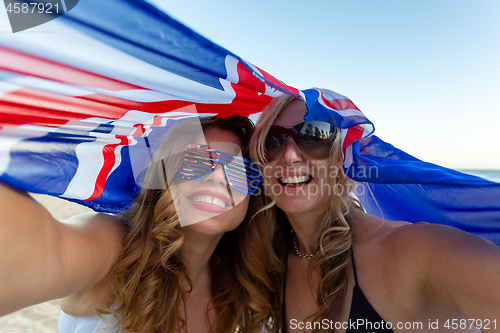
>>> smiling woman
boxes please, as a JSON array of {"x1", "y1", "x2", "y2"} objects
[
  {"x1": 0, "y1": 115, "x2": 279, "y2": 333},
  {"x1": 250, "y1": 93, "x2": 500, "y2": 333},
  {"x1": 88, "y1": 116, "x2": 275, "y2": 332}
]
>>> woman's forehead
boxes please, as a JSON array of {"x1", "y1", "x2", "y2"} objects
[
  {"x1": 194, "y1": 128, "x2": 243, "y2": 154},
  {"x1": 273, "y1": 99, "x2": 307, "y2": 127}
]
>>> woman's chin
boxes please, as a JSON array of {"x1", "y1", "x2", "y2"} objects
[
  {"x1": 275, "y1": 197, "x2": 315, "y2": 215},
  {"x1": 176, "y1": 195, "x2": 249, "y2": 235},
  {"x1": 182, "y1": 217, "x2": 238, "y2": 236},
  {"x1": 274, "y1": 190, "x2": 331, "y2": 217},
  {"x1": 178, "y1": 207, "x2": 242, "y2": 234}
]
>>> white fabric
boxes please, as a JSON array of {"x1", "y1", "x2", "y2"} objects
[{"x1": 58, "y1": 311, "x2": 122, "y2": 333}]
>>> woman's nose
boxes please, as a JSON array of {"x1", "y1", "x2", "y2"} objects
[
  {"x1": 202, "y1": 163, "x2": 227, "y2": 186},
  {"x1": 281, "y1": 138, "x2": 303, "y2": 165}
]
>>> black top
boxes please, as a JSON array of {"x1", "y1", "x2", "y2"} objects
[{"x1": 281, "y1": 248, "x2": 393, "y2": 332}]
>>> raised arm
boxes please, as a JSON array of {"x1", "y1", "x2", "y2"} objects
[
  {"x1": 0, "y1": 182, "x2": 126, "y2": 316},
  {"x1": 405, "y1": 223, "x2": 500, "y2": 328}
]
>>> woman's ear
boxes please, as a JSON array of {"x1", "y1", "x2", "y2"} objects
[{"x1": 336, "y1": 153, "x2": 343, "y2": 166}]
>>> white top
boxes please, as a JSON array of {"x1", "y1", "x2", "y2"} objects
[{"x1": 59, "y1": 311, "x2": 122, "y2": 333}]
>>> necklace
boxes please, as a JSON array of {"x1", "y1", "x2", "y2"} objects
[{"x1": 293, "y1": 237, "x2": 316, "y2": 260}]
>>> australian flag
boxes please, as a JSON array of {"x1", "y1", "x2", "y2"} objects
[{"x1": 0, "y1": 0, "x2": 499, "y2": 244}]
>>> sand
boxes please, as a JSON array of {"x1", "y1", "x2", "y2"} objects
[{"x1": 0, "y1": 194, "x2": 93, "y2": 333}]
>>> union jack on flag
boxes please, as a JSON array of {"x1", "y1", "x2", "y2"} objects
[{"x1": 0, "y1": 0, "x2": 499, "y2": 243}]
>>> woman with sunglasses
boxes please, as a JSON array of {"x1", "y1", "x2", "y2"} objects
[
  {"x1": 250, "y1": 92, "x2": 500, "y2": 332},
  {"x1": 0, "y1": 115, "x2": 277, "y2": 332}
]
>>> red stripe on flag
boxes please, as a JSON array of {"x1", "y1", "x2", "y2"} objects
[
  {"x1": 82, "y1": 92, "x2": 270, "y2": 119},
  {"x1": 130, "y1": 114, "x2": 196, "y2": 137},
  {"x1": 132, "y1": 124, "x2": 146, "y2": 137},
  {"x1": 0, "y1": 88, "x2": 133, "y2": 126},
  {"x1": 320, "y1": 92, "x2": 360, "y2": 112},
  {"x1": 87, "y1": 135, "x2": 131, "y2": 201},
  {"x1": 343, "y1": 125, "x2": 365, "y2": 154},
  {"x1": 0, "y1": 84, "x2": 269, "y2": 128},
  {"x1": 0, "y1": 46, "x2": 141, "y2": 91},
  {"x1": 236, "y1": 62, "x2": 267, "y2": 93},
  {"x1": 254, "y1": 66, "x2": 300, "y2": 97}
]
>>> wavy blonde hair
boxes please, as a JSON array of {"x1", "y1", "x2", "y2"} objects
[
  {"x1": 250, "y1": 94, "x2": 357, "y2": 332},
  {"x1": 98, "y1": 115, "x2": 279, "y2": 333}
]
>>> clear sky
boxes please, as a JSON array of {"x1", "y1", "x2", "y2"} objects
[{"x1": 149, "y1": 0, "x2": 500, "y2": 170}]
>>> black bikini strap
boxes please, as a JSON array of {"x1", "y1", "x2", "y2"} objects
[{"x1": 350, "y1": 246, "x2": 359, "y2": 285}]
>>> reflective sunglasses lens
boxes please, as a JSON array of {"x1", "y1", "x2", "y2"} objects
[
  {"x1": 264, "y1": 145, "x2": 281, "y2": 162},
  {"x1": 264, "y1": 125, "x2": 296, "y2": 161},
  {"x1": 298, "y1": 121, "x2": 336, "y2": 141},
  {"x1": 264, "y1": 121, "x2": 337, "y2": 160},
  {"x1": 296, "y1": 121, "x2": 336, "y2": 158},
  {"x1": 296, "y1": 139, "x2": 333, "y2": 159}
]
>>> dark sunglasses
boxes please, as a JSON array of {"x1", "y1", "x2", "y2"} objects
[
  {"x1": 265, "y1": 121, "x2": 338, "y2": 160},
  {"x1": 174, "y1": 144, "x2": 262, "y2": 195}
]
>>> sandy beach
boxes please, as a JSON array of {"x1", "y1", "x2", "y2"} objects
[{"x1": 0, "y1": 194, "x2": 93, "y2": 333}]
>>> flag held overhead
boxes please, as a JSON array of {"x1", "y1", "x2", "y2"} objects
[{"x1": 0, "y1": 0, "x2": 498, "y2": 244}]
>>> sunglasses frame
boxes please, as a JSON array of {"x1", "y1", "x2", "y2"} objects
[
  {"x1": 265, "y1": 121, "x2": 338, "y2": 161},
  {"x1": 175, "y1": 144, "x2": 262, "y2": 195}
]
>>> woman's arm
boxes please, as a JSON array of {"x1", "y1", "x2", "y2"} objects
[
  {"x1": 0, "y1": 182, "x2": 125, "y2": 316},
  {"x1": 403, "y1": 223, "x2": 500, "y2": 325}
]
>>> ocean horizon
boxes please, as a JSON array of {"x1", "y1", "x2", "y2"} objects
[{"x1": 457, "y1": 169, "x2": 500, "y2": 183}]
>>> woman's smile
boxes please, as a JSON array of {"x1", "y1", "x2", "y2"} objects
[{"x1": 187, "y1": 189, "x2": 232, "y2": 213}]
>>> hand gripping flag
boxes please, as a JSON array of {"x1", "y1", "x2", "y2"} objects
[{"x1": 0, "y1": 0, "x2": 499, "y2": 244}]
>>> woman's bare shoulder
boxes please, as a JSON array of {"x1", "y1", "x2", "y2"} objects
[
  {"x1": 350, "y1": 209, "x2": 412, "y2": 244},
  {"x1": 349, "y1": 212, "x2": 432, "y2": 318},
  {"x1": 369, "y1": 215, "x2": 500, "y2": 317},
  {"x1": 350, "y1": 209, "x2": 473, "y2": 252},
  {"x1": 350, "y1": 211, "x2": 420, "y2": 280},
  {"x1": 378, "y1": 217, "x2": 496, "y2": 256},
  {"x1": 350, "y1": 212, "x2": 448, "y2": 289},
  {"x1": 351, "y1": 211, "x2": 499, "y2": 318}
]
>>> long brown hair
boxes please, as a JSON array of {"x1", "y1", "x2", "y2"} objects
[
  {"x1": 99, "y1": 115, "x2": 279, "y2": 332},
  {"x1": 250, "y1": 95, "x2": 357, "y2": 332}
]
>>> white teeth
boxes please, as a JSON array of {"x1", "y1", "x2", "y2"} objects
[
  {"x1": 279, "y1": 175, "x2": 311, "y2": 184},
  {"x1": 189, "y1": 195, "x2": 228, "y2": 207}
]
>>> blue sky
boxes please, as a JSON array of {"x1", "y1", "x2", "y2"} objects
[{"x1": 150, "y1": 0, "x2": 500, "y2": 170}]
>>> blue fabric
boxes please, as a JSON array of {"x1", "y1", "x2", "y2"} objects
[
  {"x1": 302, "y1": 88, "x2": 374, "y2": 131},
  {"x1": 351, "y1": 136, "x2": 500, "y2": 245},
  {"x1": 61, "y1": 0, "x2": 230, "y2": 90}
]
